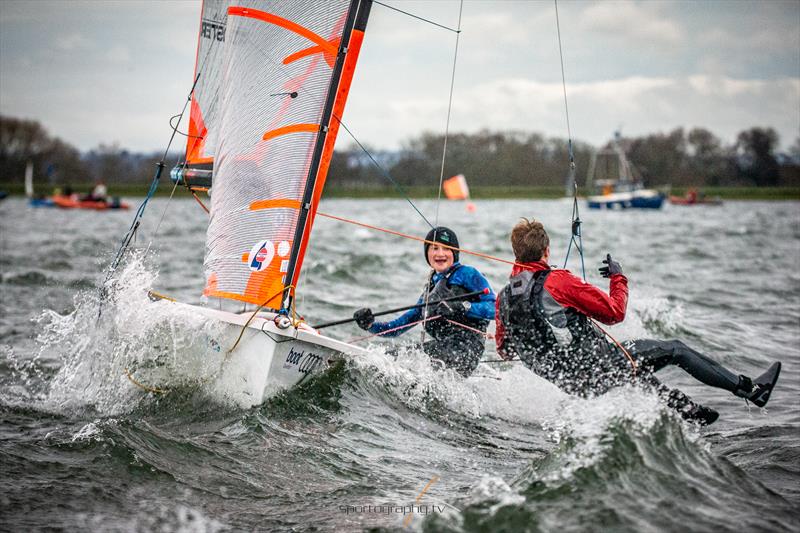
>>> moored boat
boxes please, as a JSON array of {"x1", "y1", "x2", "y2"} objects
[
  {"x1": 52, "y1": 194, "x2": 130, "y2": 210},
  {"x1": 586, "y1": 132, "x2": 665, "y2": 210}
]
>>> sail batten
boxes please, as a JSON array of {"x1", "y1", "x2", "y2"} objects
[{"x1": 202, "y1": 0, "x2": 371, "y2": 309}]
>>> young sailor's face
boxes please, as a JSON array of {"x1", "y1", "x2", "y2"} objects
[{"x1": 428, "y1": 244, "x2": 454, "y2": 273}]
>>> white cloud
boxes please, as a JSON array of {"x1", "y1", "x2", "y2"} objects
[
  {"x1": 105, "y1": 46, "x2": 131, "y2": 63},
  {"x1": 54, "y1": 32, "x2": 93, "y2": 51},
  {"x1": 687, "y1": 75, "x2": 800, "y2": 98},
  {"x1": 698, "y1": 25, "x2": 799, "y2": 55},
  {"x1": 578, "y1": 1, "x2": 684, "y2": 46},
  {"x1": 345, "y1": 74, "x2": 799, "y2": 150}
]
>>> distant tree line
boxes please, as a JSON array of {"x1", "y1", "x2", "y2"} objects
[{"x1": 1, "y1": 114, "x2": 798, "y2": 190}]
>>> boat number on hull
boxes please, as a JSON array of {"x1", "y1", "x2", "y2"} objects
[{"x1": 284, "y1": 347, "x2": 323, "y2": 374}]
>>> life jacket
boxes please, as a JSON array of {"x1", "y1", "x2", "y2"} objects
[
  {"x1": 420, "y1": 264, "x2": 488, "y2": 344},
  {"x1": 498, "y1": 269, "x2": 623, "y2": 395}
]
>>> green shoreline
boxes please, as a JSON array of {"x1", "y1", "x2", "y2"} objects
[{"x1": 3, "y1": 184, "x2": 799, "y2": 200}]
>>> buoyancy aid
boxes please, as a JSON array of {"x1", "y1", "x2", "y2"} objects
[
  {"x1": 421, "y1": 265, "x2": 488, "y2": 342},
  {"x1": 498, "y1": 269, "x2": 624, "y2": 395}
]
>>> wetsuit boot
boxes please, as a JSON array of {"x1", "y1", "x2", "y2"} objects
[
  {"x1": 665, "y1": 388, "x2": 719, "y2": 425},
  {"x1": 637, "y1": 372, "x2": 719, "y2": 425},
  {"x1": 734, "y1": 362, "x2": 781, "y2": 408}
]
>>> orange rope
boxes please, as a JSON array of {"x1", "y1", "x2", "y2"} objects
[
  {"x1": 227, "y1": 285, "x2": 295, "y2": 355},
  {"x1": 590, "y1": 318, "x2": 638, "y2": 376},
  {"x1": 191, "y1": 191, "x2": 210, "y2": 214},
  {"x1": 347, "y1": 315, "x2": 440, "y2": 343},
  {"x1": 192, "y1": 205, "x2": 524, "y2": 269},
  {"x1": 443, "y1": 317, "x2": 494, "y2": 339},
  {"x1": 317, "y1": 211, "x2": 526, "y2": 268}
]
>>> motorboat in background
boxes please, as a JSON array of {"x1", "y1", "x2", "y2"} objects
[{"x1": 586, "y1": 131, "x2": 665, "y2": 210}]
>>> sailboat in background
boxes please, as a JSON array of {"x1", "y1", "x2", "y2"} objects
[
  {"x1": 135, "y1": 0, "x2": 373, "y2": 406},
  {"x1": 586, "y1": 131, "x2": 665, "y2": 209},
  {"x1": 25, "y1": 162, "x2": 55, "y2": 207}
]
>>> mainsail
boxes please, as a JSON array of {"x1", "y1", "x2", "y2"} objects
[
  {"x1": 201, "y1": 0, "x2": 372, "y2": 309},
  {"x1": 177, "y1": 0, "x2": 229, "y2": 190}
]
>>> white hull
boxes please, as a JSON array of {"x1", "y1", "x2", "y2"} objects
[
  {"x1": 587, "y1": 188, "x2": 665, "y2": 209},
  {"x1": 130, "y1": 300, "x2": 366, "y2": 408}
]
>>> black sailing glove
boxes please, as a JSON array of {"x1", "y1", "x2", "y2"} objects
[
  {"x1": 599, "y1": 253, "x2": 623, "y2": 278},
  {"x1": 353, "y1": 308, "x2": 374, "y2": 330}
]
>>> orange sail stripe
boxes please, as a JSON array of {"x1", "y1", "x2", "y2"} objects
[
  {"x1": 283, "y1": 38, "x2": 341, "y2": 68},
  {"x1": 228, "y1": 6, "x2": 338, "y2": 56},
  {"x1": 290, "y1": 28, "x2": 366, "y2": 288},
  {"x1": 249, "y1": 198, "x2": 302, "y2": 211},
  {"x1": 262, "y1": 123, "x2": 319, "y2": 142}
]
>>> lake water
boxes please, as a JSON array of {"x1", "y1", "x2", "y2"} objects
[{"x1": 1, "y1": 197, "x2": 798, "y2": 531}]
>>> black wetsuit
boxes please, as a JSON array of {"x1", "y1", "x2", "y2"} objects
[{"x1": 497, "y1": 266, "x2": 741, "y2": 419}]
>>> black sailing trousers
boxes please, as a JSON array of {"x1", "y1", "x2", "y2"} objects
[{"x1": 621, "y1": 339, "x2": 741, "y2": 410}]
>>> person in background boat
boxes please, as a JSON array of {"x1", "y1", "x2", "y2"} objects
[
  {"x1": 86, "y1": 180, "x2": 108, "y2": 202},
  {"x1": 495, "y1": 218, "x2": 781, "y2": 425},
  {"x1": 353, "y1": 226, "x2": 495, "y2": 377}
]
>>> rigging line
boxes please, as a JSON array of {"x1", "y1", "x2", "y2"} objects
[
  {"x1": 190, "y1": 190, "x2": 210, "y2": 214},
  {"x1": 433, "y1": 0, "x2": 464, "y2": 229},
  {"x1": 332, "y1": 114, "x2": 433, "y2": 228},
  {"x1": 142, "y1": 166, "x2": 183, "y2": 259},
  {"x1": 373, "y1": 0, "x2": 460, "y2": 33},
  {"x1": 104, "y1": 13, "x2": 223, "y2": 278},
  {"x1": 428, "y1": 0, "x2": 463, "y2": 348},
  {"x1": 590, "y1": 318, "x2": 638, "y2": 376},
  {"x1": 563, "y1": 184, "x2": 585, "y2": 279},
  {"x1": 554, "y1": 0, "x2": 573, "y2": 156},
  {"x1": 169, "y1": 113, "x2": 203, "y2": 139},
  {"x1": 316, "y1": 211, "x2": 528, "y2": 268},
  {"x1": 104, "y1": 64, "x2": 204, "y2": 281},
  {"x1": 554, "y1": 0, "x2": 585, "y2": 280}
]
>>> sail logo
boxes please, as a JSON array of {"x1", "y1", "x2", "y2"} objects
[
  {"x1": 284, "y1": 347, "x2": 323, "y2": 373},
  {"x1": 248, "y1": 240, "x2": 275, "y2": 272},
  {"x1": 201, "y1": 18, "x2": 225, "y2": 42},
  {"x1": 247, "y1": 239, "x2": 291, "y2": 272}
]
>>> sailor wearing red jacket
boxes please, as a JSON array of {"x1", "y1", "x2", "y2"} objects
[{"x1": 495, "y1": 218, "x2": 781, "y2": 425}]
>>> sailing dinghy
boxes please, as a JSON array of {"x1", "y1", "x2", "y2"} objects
[{"x1": 128, "y1": 0, "x2": 373, "y2": 407}]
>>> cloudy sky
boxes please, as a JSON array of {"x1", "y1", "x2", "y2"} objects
[{"x1": 1, "y1": 0, "x2": 798, "y2": 154}]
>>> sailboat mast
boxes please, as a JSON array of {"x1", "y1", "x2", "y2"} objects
[{"x1": 283, "y1": 0, "x2": 372, "y2": 309}]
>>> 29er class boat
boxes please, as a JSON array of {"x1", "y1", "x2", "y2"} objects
[{"x1": 128, "y1": 0, "x2": 373, "y2": 407}]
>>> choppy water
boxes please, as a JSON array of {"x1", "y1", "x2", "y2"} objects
[{"x1": 1, "y1": 197, "x2": 798, "y2": 532}]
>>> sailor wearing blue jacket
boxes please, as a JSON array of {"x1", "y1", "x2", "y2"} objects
[{"x1": 354, "y1": 227, "x2": 495, "y2": 376}]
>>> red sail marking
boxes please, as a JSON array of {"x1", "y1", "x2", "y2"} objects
[
  {"x1": 228, "y1": 6, "x2": 338, "y2": 67},
  {"x1": 186, "y1": 98, "x2": 210, "y2": 164},
  {"x1": 289, "y1": 27, "x2": 367, "y2": 290},
  {"x1": 186, "y1": 3, "x2": 208, "y2": 165}
]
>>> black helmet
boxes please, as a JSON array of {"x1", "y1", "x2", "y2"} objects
[{"x1": 424, "y1": 226, "x2": 459, "y2": 264}]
